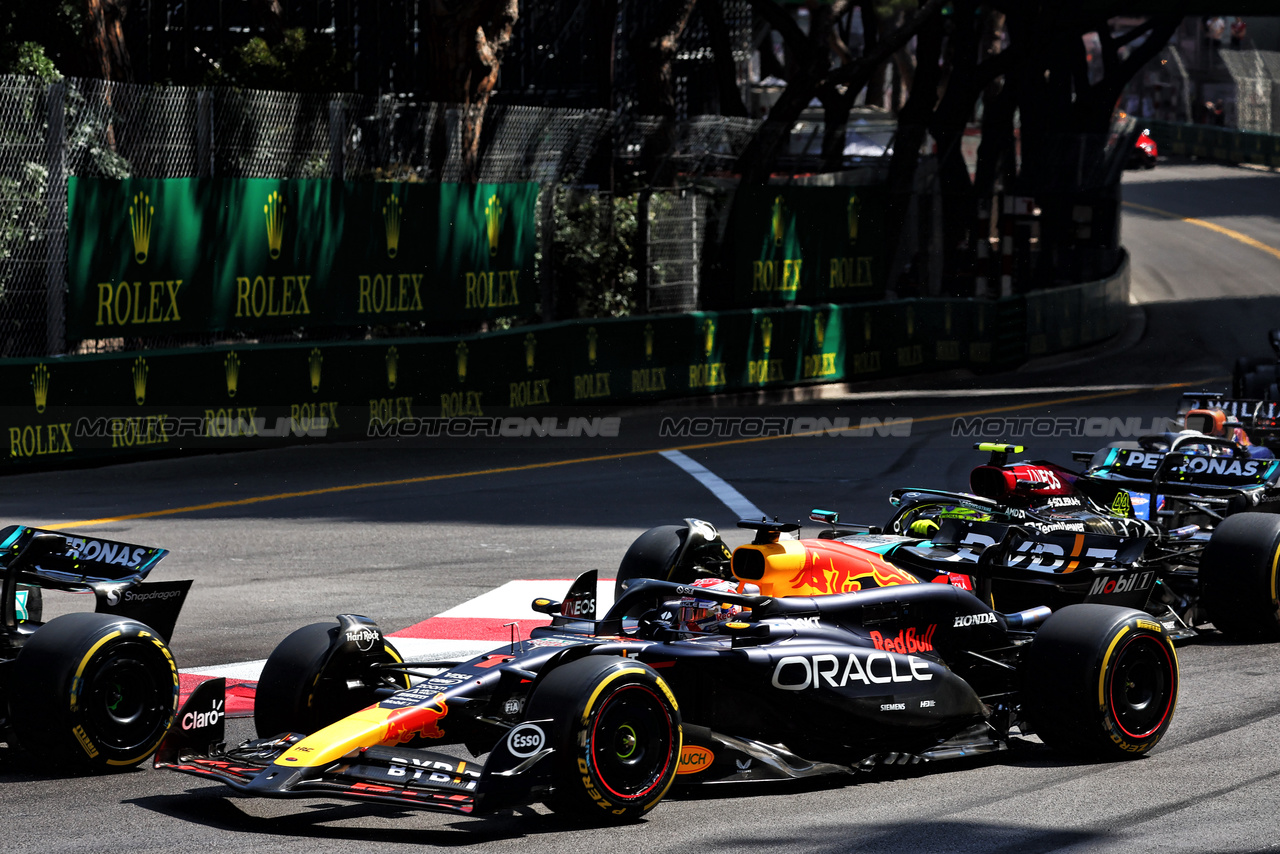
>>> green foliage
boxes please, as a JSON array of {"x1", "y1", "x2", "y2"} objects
[
  {"x1": 1, "y1": 42, "x2": 61, "y2": 80},
  {"x1": 552, "y1": 189, "x2": 639, "y2": 318},
  {"x1": 212, "y1": 28, "x2": 349, "y2": 93}
]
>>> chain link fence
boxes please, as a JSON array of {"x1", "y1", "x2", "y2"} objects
[
  {"x1": 0, "y1": 73, "x2": 769, "y2": 358},
  {"x1": 1221, "y1": 49, "x2": 1280, "y2": 134}
]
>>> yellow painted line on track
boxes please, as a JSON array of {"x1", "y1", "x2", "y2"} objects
[
  {"x1": 52, "y1": 377, "x2": 1222, "y2": 529},
  {"x1": 1123, "y1": 201, "x2": 1280, "y2": 263}
]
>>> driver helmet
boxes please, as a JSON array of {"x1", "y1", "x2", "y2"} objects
[{"x1": 667, "y1": 578, "x2": 741, "y2": 630}]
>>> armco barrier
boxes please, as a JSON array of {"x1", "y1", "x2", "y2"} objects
[
  {"x1": 1, "y1": 253, "x2": 1129, "y2": 470},
  {"x1": 1145, "y1": 119, "x2": 1280, "y2": 169}
]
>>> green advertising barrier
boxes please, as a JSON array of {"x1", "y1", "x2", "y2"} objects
[
  {"x1": 435, "y1": 182, "x2": 539, "y2": 319},
  {"x1": 66, "y1": 178, "x2": 539, "y2": 340},
  {"x1": 67, "y1": 177, "x2": 213, "y2": 338},
  {"x1": 4, "y1": 258, "x2": 1129, "y2": 470},
  {"x1": 735, "y1": 185, "x2": 888, "y2": 307}
]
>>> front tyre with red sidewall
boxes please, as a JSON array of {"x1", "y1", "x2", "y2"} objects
[
  {"x1": 526, "y1": 656, "x2": 681, "y2": 823},
  {"x1": 1022, "y1": 604, "x2": 1178, "y2": 760}
]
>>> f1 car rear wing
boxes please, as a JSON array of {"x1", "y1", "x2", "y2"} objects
[
  {"x1": 0, "y1": 525, "x2": 188, "y2": 640},
  {"x1": 1086, "y1": 445, "x2": 1280, "y2": 492}
]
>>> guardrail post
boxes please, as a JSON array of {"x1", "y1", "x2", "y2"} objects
[{"x1": 45, "y1": 81, "x2": 66, "y2": 355}]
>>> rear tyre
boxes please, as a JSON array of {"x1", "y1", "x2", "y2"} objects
[
  {"x1": 254, "y1": 622, "x2": 409, "y2": 738},
  {"x1": 1022, "y1": 604, "x2": 1177, "y2": 759},
  {"x1": 1200, "y1": 513, "x2": 1280, "y2": 641},
  {"x1": 526, "y1": 656, "x2": 680, "y2": 823},
  {"x1": 10, "y1": 612, "x2": 178, "y2": 769}
]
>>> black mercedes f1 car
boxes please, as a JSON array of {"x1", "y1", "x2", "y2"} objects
[
  {"x1": 872, "y1": 443, "x2": 1280, "y2": 642},
  {"x1": 158, "y1": 545, "x2": 1177, "y2": 824},
  {"x1": 0, "y1": 525, "x2": 189, "y2": 769}
]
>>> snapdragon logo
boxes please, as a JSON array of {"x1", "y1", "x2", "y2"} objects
[
  {"x1": 952, "y1": 416, "x2": 1175, "y2": 439},
  {"x1": 659, "y1": 416, "x2": 911, "y2": 439}
]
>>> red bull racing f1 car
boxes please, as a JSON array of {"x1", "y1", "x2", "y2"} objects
[{"x1": 158, "y1": 525, "x2": 1178, "y2": 823}]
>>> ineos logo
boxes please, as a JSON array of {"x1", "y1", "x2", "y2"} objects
[{"x1": 506, "y1": 724, "x2": 545, "y2": 758}]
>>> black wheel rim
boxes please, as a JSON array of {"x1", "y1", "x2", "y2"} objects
[
  {"x1": 588, "y1": 683, "x2": 675, "y2": 801},
  {"x1": 1109, "y1": 634, "x2": 1175, "y2": 740},
  {"x1": 83, "y1": 641, "x2": 172, "y2": 753}
]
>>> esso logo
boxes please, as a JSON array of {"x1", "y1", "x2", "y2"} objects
[{"x1": 506, "y1": 724, "x2": 545, "y2": 758}]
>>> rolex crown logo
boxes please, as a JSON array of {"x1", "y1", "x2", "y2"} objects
[
  {"x1": 864, "y1": 313, "x2": 872, "y2": 344},
  {"x1": 524, "y1": 333, "x2": 536, "y2": 373},
  {"x1": 644, "y1": 323, "x2": 655, "y2": 361},
  {"x1": 225, "y1": 351, "x2": 240, "y2": 398},
  {"x1": 129, "y1": 192, "x2": 153, "y2": 264},
  {"x1": 32, "y1": 364, "x2": 49, "y2": 413},
  {"x1": 847, "y1": 194, "x2": 861, "y2": 243},
  {"x1": 703, "y1": 320, "x2": 716, "y2": 359},
  {"x1": 906, "y1": 306, "x2": 915, "y2": 338},
  {"x1": 815, "y1": 312, "x2": 827, "y2": 348},
  {"x1": 309, "y1": 348, "x2": 323, "y2": 393},
  {"x1": 456, "y1": 342, "x2": 469, "y2": 382},
  {"x1": 264, "y1": 190, "x2": 286, "y2": 260},
  {"x1": 945, "y1": 304, "x2": 953, "y2": 336},
  {"x1": 132, "y1": 357, "x2": 148, "y2": 405},
  {"x1": 587, "y1": 327, "x2": 598, "y2": 366},
  {"x1": 386, "y1": 346, "x2": 398, "y2": 390},
  {"x1": 761, "y1": 317, "x2": 773, "y2": 356},
  {"x1": 383, "y1": 194, "x2": 401, "y2": 259},
  {"x1": 771, "y1": 196, "x2": 785, "y2": 247},
  {"x1": 485, "y1": 193, "x2": 503, "y2": 257}
]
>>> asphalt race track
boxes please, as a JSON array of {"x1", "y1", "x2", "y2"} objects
[{"x1": 3, "y1": 159, "x2": 1280, "y2": 853}]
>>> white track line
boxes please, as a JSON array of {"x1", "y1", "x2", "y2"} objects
[{"x1": 660, "y1": 449, "x2": 764, "y2": 520}]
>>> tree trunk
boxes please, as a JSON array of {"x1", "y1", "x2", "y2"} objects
[
  {"x1": 83, "y1": 0, "x2": 132, "y2": 82},
  {"x1": 423, "y1": 0, "x2": 519, "y2": 183}
]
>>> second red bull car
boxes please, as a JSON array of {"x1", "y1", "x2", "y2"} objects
[{"x1": 158, "y1": 528, "x2": 1178, "y2": 824}]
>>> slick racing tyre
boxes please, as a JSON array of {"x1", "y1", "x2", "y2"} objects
[
  {"x1": 1022, "y1": 604, "x2": 1177, "y2": 759},
  {"x1": 1200, "y1": 513, "x2": 1280, "y2": 642},
  {"x1": 254, "y1": 622, "x2": 410, "y2": 738},
  {"x1": 10, "y1": 612, "x2": 178, "y2": 769},
  {"x1": 615, "y1": 526, "x2": 688, "y2": 598},
  {"x1": 526, "y1": 656, "x2": 681, "y2": 823}
]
